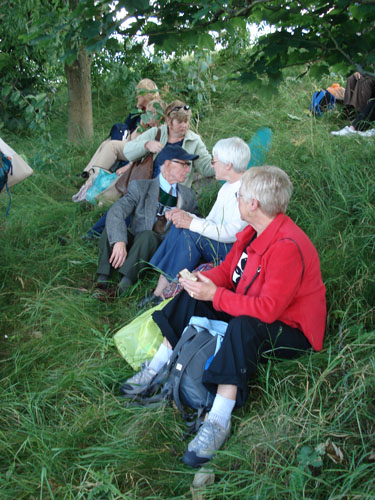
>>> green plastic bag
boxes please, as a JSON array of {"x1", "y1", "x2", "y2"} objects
[{"x1": 113, "y1": 298, "x2": 172, "y2": 370}]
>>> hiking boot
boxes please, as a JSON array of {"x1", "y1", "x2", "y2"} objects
[
  {"x1": 182, "y1": 418, "x2": 231, "y2": 468},
  {"x1": 118, "y1": 276, "x2": 132, "y2": 295},
  {"x1": 120, "y1": 360, "x2": 158, "y2": 396},
  {"x1": 96, "y1": 274, "x2": 110, "y2": 289}
]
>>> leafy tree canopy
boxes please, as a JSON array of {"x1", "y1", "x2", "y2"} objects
[{"x1": 72, "y1": 0, "x2": 375, "y2": 81}]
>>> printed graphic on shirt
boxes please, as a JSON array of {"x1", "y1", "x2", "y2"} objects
[{"x1": 232, "y1": 250, "x2": 248, "y2": 286}]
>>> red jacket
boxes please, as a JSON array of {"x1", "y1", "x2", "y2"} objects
[{"x1": 203, "y1": 214, "x2": 326, "y2": 351}]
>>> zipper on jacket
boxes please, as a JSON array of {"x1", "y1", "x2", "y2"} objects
[{"x1": 244, "y1": 265, "x2": 261, "y2": 294}]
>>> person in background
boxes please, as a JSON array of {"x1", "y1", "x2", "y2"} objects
[
  {"x1": 96, "y1": 145, "x2": 198, "y2": 295},
  {"x1": 81, "y1": 78, "x2": 160, "y2": 174},
  {"x1": 137, "y1": 137, "x2": 250, "y2": 309},
  {"x1": 121, "y1": 166, "x2": 326, "y2": 468},
  {"x1": 331, "y1": 71, "x2": 375, "y2": 137},
  {"x1": 82, "y1": 99, "x2": 166, "y2": 239},
  {"x1": 123, "y1": 100, "x2": 212, "y2": 188}
]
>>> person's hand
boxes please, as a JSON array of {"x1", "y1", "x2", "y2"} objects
[
  {"x1": 179, "y1": 272, "x2": 217, "y2": 302},
  {"x1": 116, "y1": 164, "x2": 131, "y2": 176},
  {"x1": 168, "y1": 208, "x2": 193, "y2": 229},
  {"x1": 145, "y1": 140, "x2": 163, "y2": 154},
  {"x1": 354, "y1": 72, "x2": 362, "y2": 80},
  {"x1": 109, "y1": 242, "x2": 127, "y2": 269},
  {"x1": 165, "y1": 208, "x2": 177, "y2": 221}
]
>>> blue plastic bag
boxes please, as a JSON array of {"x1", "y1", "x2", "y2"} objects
[{"x1": 86, "y1": 169, "x2": 118, "y2": 205}]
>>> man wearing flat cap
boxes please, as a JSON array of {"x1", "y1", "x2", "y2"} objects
[{"x1": 96, "y1": 145, "x2": 199, "y2": 294}]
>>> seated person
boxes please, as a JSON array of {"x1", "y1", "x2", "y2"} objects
[
  {"x1": 138, "y1": 137, "x2": 250, "y2": 308},
  {"x1": 82, "y1": 98, "x2": 166, "y2": 239},
  {"x1": 82, "y1": 78, "x2": 160, "y2": 173},
  {"x1": 331, "y1": 71, "x2": 375, "y2": 136},
  {"x1": 343, "y1": 72, "x2": 375, "y2": 113},
  {"x1": 96, "y1": 145, "x2": 199, "y2": 295},
  {"x1": 331, "y1": 98, "x2": 375, "y2": 137},
  {"x1": 121, "y1": 166, "x2": 326, "y2": 467},
  {"x1": 123, "y1": 100, "x2": 212, "y2": 188}
]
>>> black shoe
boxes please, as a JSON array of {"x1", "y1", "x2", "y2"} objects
[
  {"x1": 118, "y1": 276, "x2": 133, "y2": 295},
  {"x1": 136, "y1": 293, "x2": 163, "y2": 310},
  {"x1": 96, "y1": 274, "x2": 110, "y2": 289}
]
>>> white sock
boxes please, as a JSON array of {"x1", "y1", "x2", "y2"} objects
[
  {"x1": 149, "y1": 343, "x2": 173, "y2": 372},
  {"x1": 207, "y1": 393, "x2": 236, "y2": 429}
]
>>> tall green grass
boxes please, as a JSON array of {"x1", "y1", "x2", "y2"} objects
[{"x1": 1, "y1": 66, "x2": 375, "y2": 499}]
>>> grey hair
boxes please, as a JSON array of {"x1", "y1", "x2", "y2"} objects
[
  {"x1": 212, "y1": 137, "x2": 250, "y2": 173},
  {"x1": 240, "y1": 166, "x2": 293, "y2": 217}
]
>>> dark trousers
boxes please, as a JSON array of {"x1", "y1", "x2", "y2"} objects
[
  {"x1": 153, "y1": 291, "x2": 311, "y2": 407},
  {"x1": 98, "y1": 229, "x2": 163, "y2": 283},
  {"x1": 353, "y1": 99, "x2": 375, "y2": 131}
]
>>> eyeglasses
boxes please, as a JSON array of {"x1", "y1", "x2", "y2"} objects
[
  {"x1": 172, "y1": 159, "x2": 191, "y2": 168},
  {"x1": 235, "y1": 192, "x2": 245, "y2": 200},
  {"x1": 170, "y1": 105, "x2": 190, "y2": 113},
  {"x1": 211, "y1": 159, "x2": 220, "y2": 165}
]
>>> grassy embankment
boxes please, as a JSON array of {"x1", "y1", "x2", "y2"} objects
[{"x1": 1, "y1": 70, "x2": 375, "y2": 499}]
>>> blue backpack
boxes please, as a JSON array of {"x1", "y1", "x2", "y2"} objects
[
  {"x1": 0, "y1": 151, "x2": 13, "y2": 216},
  {"x1": 310, "y1": 89, "x2": 336, "y2": 117}
]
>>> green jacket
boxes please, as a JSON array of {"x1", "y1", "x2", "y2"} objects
[{"x1": 122, "y1": 123, "x2": 212, "y2": 187}]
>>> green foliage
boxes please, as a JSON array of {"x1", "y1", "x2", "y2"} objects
[
  {"x1": 1, "y1": 56, "x2": 375, "y2": 500},
  {"x1": 0, "y1": 0, "x2": 63, "y2": 131}
]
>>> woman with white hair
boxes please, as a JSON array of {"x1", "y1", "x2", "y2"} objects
[
  {"x1": 121, "y1": 165, "x2": 326, "y2": 468},
  {"x1": 137, "y1": 137, "x2": 251, "y2": 309}
]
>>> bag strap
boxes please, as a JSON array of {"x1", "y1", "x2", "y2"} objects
[
  {"x1": 0, "y1": 151, "x2": 13, "y2": 216},
  {"x1": 171, "y1": 329, "x2": 214, "y2": 416}
]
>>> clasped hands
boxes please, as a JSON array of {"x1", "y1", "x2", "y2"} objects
[
  {"x1": 179, "y1": 272, "x2": 217, "y2": 302},
  {"x1": 165, "y1": 208, "x2": 192, "y2": 229}
]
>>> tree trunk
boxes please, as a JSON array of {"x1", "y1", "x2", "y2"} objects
[{"x1": 64, "y1": 47, "x2": 93, "y2": 143}]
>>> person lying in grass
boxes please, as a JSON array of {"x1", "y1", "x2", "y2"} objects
[
  {"x1": 121, "y1": 166, "x2": 327, "y2": 468},
  {"x1": 137, "y1": 137, "x2": 250, "y2": 309}
]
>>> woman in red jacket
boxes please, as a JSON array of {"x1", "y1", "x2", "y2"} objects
[{"x1": 121, "y1": 166, "x2": 327, "y2": 467}]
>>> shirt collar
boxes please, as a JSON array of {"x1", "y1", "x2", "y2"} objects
[{"x1": 159, "y1": 172, "x2": 178, "y2": 197}]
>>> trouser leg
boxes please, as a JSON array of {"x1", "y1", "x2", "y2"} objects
[
  {"x1": 91, "y1": 212, "x2": 108, "y2": 235},
  {"x1": 86, "y1": 139, "x2": 128, "y2": 172},
  {"x1": 203, "y1": 316, "x2": 312, "y2": 407},
  {"x1": 97, "y1": 228, "x2": 114, "y2": 276},
  {"x1": 352, "y1": 99, "x2": 375, "y2": 131},
  {"x1": 191, "y1": 233, "x2": 233, "y2": 264},
  {"x1": 119, "y1": 230, "x2": 163, "y2": 283},
  {"x1": 97, "y1": 228, "x2": 133, "y2": 277},
  {"x1": 149, "y1": 226, "x2": 187, "y2": 281},
  {"x1": 152, "y1": 291, "x2": 231, "y2": 347}
]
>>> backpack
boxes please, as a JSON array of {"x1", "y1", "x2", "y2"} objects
[
  {"x1": 109, "y1": 123, "x2": 129, "y2": 141},
  {"x1": 310, "y1": 89, "x2": 336, "y2": 116},
  {"x1": 0, "y1": 151, "x2": 13, "y2": 216},
  {"x1": 129, "y1": 318, "x2": 227, "y2": 433}
]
